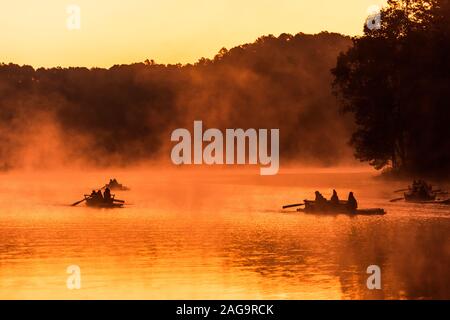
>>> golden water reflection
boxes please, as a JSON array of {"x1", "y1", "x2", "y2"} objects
[{"x1": 0, "y1": 169, "x2": 448, "y2": 299}]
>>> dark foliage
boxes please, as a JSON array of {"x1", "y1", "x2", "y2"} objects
[
  {"x1": 332, "y1": 0, "x2": 450, "y2": 176},
  {"x1": 0, "y1": 32, "x2": 353, "y2": 169}
]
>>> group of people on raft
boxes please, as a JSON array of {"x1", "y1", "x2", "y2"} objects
[
  {"x1": 312, "y1": 189, "x2": 358, "y2": 213},
  {"x1": 89, "y1": 187, "x2": 113, "y2": 204},
  {"x1": 107, "y1": 178, "x2": 120, "y2": 188},
  {"x1": 105, "y1": 178, "x2": 129, "y2": 190},
  {"x1": 407, "y1": 180, "x2": 435, "y2": 199}
]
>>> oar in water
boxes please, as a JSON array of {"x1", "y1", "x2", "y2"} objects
[
  {"x1": 71, "y1": 198, "x2": 87, "y2": 206},
  {"x1": 394, "y1": 188, "x2": 409, "y2": 193},
  {"x1": 113, "y1": 199, "x2": 125, "y2": 203},
  {"x1": 390, "y1": 197, "x2": 404, "y2": 202},
  {"x1": 282, "y1": 203, "x2": 305, "y2": 209}
]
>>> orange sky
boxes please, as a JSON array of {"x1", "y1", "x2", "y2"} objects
[{"x1": 0, "y1": 0, "x2": 387, "y2": 68}]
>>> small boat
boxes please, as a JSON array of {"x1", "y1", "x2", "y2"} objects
[
  {"x1": 404, "y1": 191, "x2": 436, "y2": 202},
  {"x1": 393, "y1": 180, "x2": 448, "y2": 203},
  {"x1": 298, "y1": 200, "x2": 386, "y2": 216},
  {"x1": 105, "y1": 179, "x2": 130, "y2": 191},
  {"x1": 106, "y1": 184, "x2": 130, "y2": 191},
  {"x1": 402, "y1": 198, "x2": 450, "y2": 205},
  {"x1": 84, "y1": 195, "x2": 124, "y2": 208},
  {"x1": 297, "y1": 208, "x2": 386, "y2": 215}
]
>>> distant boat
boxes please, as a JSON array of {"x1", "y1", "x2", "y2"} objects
[
  {"x1": 403, "y1": 198, "x2": 450, "y2": 205},
  {"x1": 404, "y1": 192, "x2": 436, "y2": 202},
  {"x1": 391, "y1": 180, "x2": 448, "y2": 203},
  {"x1": 104, "y1": 179, "x2": 130, "y2": 191}
]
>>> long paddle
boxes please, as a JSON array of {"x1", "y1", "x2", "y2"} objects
[
  {"x1": 282, "y1": 203, "x2": 305, "y2": 209},
  {"x1": 71, "y1": 198, "x2": 87, "y2": 206},
  {"x1": 113, "y1": 199, "x2": 125, "y2": 203},
  {"x1": 390, "y1": 197, "x2": 404, "y2": 202}
]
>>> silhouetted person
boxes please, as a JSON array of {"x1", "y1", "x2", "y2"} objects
[
  {"x1": 412, "y1": 180, "x2": 418, "y2": 192},
  {"x1": 330, "y1": 189, "x2": 339, "y2": 205},
  {"x1": 314, "y1": 191, "x2": 327, "y2": 210},
  {"x1": 347, "y1": 192, "x2": 357, "y2": 213},
  {"x1": 96, "y1": 190, "x2": 104, "y2": 202},
  {"x1": 90, "y1": 190, "x2": 96, "y2": 199},
  {"x1": 104, "y1": 187, "x2": 112, "y2": 203},
  {"x1": 314, "y1": 191, "x2": 324, "y2": 202}
]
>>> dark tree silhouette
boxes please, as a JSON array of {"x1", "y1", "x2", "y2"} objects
[{"x1": 332, "y1": 0, "x2": 450, "y2": 176}]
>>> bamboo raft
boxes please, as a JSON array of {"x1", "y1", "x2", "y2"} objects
[
  {"x1": 84, "y1": 195, "x2": 124, "y2": 208},
  {"x1": 283, "y1": 200, "x2": 386, "y2": 216}
]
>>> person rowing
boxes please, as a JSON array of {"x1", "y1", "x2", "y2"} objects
[
  {"x1": 103, "y1": 187, "x2": 112, "y2": 204},
  {"x1": 97, "y1": 190, "x2": 104, "y2": 201},
  {"x1": 314, "y1": 191, "x2": 328, "y2": 210},
  {"x1": 330, "y1": 189, "x2": 339, "y2": 205},
  {"x1": 89, "y1": 190, "x2": 103, "y2": 201},
  {"x1": 347, "y1": 192, "x2": 358, "y2": 213}
]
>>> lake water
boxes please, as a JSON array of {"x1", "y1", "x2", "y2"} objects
[{"x1": 0, "y1": 168, "x2": 449, "y2": 299}]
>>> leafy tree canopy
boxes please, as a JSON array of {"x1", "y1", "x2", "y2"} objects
[{"x1": 332, "y1": 0, "x2": 450, "y2": 176}]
